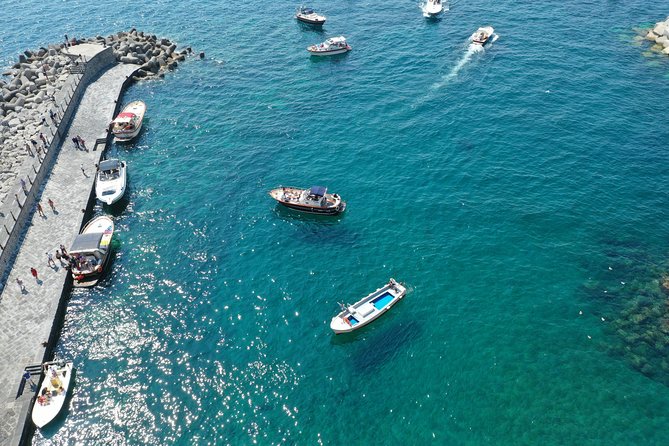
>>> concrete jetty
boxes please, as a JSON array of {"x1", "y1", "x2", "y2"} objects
[{"x1": 0, "y1": 44, "x2": 137, "y2": 446}]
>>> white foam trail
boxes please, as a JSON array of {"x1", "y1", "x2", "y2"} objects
[{"x1": 431, "y1": 44, "x2": 481, "y2": 89}]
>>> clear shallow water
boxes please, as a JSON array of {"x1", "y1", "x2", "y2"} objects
[{"x1": 3, "y1": 0, "x2": 669, "y2": 444}]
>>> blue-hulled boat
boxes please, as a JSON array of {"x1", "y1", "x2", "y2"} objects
[
  {"x1": 269, "y1": 186, "x2": 346, "y2": 215},
  {"x1": 330, "y1": 279, "x2": 406, "y2": 334}
]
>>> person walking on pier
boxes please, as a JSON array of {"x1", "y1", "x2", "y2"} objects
[
  {"x1": 72, "y1": 137, "x2": 80, "y2": 150},
  {"x1": 39, "y1": 132, "x2": 47, "y2": 145},
  {"x1": 30, "y1": 267, "x2": 39, "y2": 281},
  {"x1": 46, "y1": 252, "x2": 56, "y2": 268},
  {"x1": 16, "y1": 278, "x2": 26, "y2": 292},
  {"x1": 47, "y1": 198, "x2": 56, "y2": 212},
  {"x1": 59, "y1": 244, "x2": 69, "y2": 258},
  {"x1": 36, "y1": 203, "x2": 45, "y2": 218},
  {"x1": 55, "y1": 250, "x2": 67, "y2": 267},
  {"x1": 77, "y1": 135, "x2": 87, "y2": 150}
]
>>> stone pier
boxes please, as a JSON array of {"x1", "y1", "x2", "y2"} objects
[{"x1": 0, "y1": 44, "x2": 138, "y2": 446}]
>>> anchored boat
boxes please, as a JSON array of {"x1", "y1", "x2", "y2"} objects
[
  {"x1": 307, "y1": 36, "x2": 351, "y2": 56},
  {"x1": 471, "y1": 26, "x2": 494, "y2": 46},
  {"x1": 330, "y1": 279, "x2": 407, "y2": 334},
  {"x1": 95, "y1": 159, "x2": 127, "y2": 205},
  {"x1": 69, "y1": 215, "x2": 114, "y2": 287},
  {"x1": 296, "y1": 6, "x2": 326, "y2": 25},
  {"x1": 32, "y1": 361, "x2": 74, "y2": 428},
  {"x1": 111, "y1": 100, "x2": 146, "y2": 142},
  {"x1": 269, "y1": 186, "x2": 346, "y2": 215}
]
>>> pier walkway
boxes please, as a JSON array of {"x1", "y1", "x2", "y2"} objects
[{"x1": 0, "y1": 45, "x2": 137, "y2": 445}]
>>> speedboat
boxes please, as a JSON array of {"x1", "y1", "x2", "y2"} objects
[
  {"x1": 69, "y1": 215, "x2": 114, "y2": 287},
  {"x1": 95, "y1": 159, "x2": 127, "y2": 205},
  {"x1": 307, "y1": 36, "x2": 351, "y2": 56},
  {"x1": 111, "y1": 100, "x2": 146, "y2": 142},
  {"x1": 295, "y1": 6, "x2": 326, "y2": 25},
  {"x1": 422, "y1": 0, "x2": 443, "y2": 18},
  {"x1": 32, "y1": 361, "x2": 74, "y2": 428},
  {"x1": 471, "y1": 26, "x2": 494, "y2": 46},
  {"x1": 330, "y1": 279, "x2": 407, "y2": 334},
  {"x1": 269, "y1": 186, "x2": 346, "y2": 215}
]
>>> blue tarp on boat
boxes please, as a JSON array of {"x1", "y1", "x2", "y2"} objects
[{"x1": 310, "y1": 186, "x2": 327, "y2": 197}]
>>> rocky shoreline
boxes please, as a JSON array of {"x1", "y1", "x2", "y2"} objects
[
  {"x1": 0, "y1": 29, "x2": 189, "y2": 205},
  {"x1": 644, "y1": 16, "x2": 669, "y2": 55}
]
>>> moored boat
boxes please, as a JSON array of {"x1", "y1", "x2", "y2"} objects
[
  {"x1": 32, "y1": 361, "x2": 74, "y2": 428},
  {"x1": 330, "y1": 279, "x2": 407, "y2": 334},
  {"x1": 111, "y1": 100, "x2": 146, "y2": 142},
  {"x1": 307, "y1": 36, "x2": 351, "y2": 56},
  {"x1": 269, "y1": 186, "x2": 346, "y2": 215},
  {"x1": 422, "y1": 0, "x2": 443, "y2": 18},
  {"x1": 471, "y1": 26, "x2": 494, "y2": 46},
  {"x1": 95, "y1": 159, "x2": 127, "y2": 205},
  {"x1": 69, "y1": 215, "x2": 114, "y2": 287},
  {"x1": 296, "y1": 6, "x2": 326, "y2": 25}
]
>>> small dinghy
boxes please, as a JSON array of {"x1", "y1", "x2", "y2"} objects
[
  {"x1": 422, "y1": 0, "x2": 443, "y2": 18},
  {"x1": 307, "y1": 36, "x2": 351, "y2": 56},
  {"x1": 295, "y1": 6, "x2": 326, "y2": 25},
  {"x1": 269, "y1": 186, "x2": 346, "y2": 215},
  {"x1": 471, "y1": 26, "x2": 494, "y2": 46},
  {"x1": 32, "y1": 361, "x2": 74, "y2": 428},
  {"x1": 69, "y1": 215, "x2": 114, "y2": 287},
  {"x1": 111, "y1": 100, "x2": 146, "y2": 142},
  {"x1": 95, "y1": 159, "x2": 127, "y2": 205},
  {"x1": 330, "y1": 279, "x2": 407, "y2": 334}
]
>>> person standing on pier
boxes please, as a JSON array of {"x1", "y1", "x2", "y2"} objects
[
  {"x1": 30, "y1": 267, "x2": 39, "y2": 281},
  {"x1": 36, "y1": 203, "x2": 45, "y2": 218},
  {"x1": 47, "y1": 198, "x2": 56, "y2": 212},
  {"x1": 16, "y1": 278, "x2": 26, "y2": 292},
  {"x1": 46, "y1": 252, "x2": 56, "y2": 268}
]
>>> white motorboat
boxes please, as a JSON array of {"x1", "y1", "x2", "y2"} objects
[
  {"x1": 330, "y1": 279, "x2": 407, "y2": 334},
  {"x1": 32, "y1": 361, "x2": 74, "y2": 428},
  {"x1": 296, "y1": 6, "x2": 326, "y2": 25},
  {"x1": 471, "y1": 26, "x2": 494, "y2": 46},
  {"x1": 269, "y1": 185, "x2": 346, "y2": 215},
  {"x1": 307, "y1": 36, "x2": 351, "y2": 56},
  {"x1": 111, "y1": 100, "x2": 146, "y2": 142},
  {"x1": 95, "y1": 159, "x2": 127, "y2": 205},
  {"x1": 69, "y1": 215, "x2": 114, "y2": 287},
  {"x1": 422, "y1": 0, "x2": 443, "y2": 18}
]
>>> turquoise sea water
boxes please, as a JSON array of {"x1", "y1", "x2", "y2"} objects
[{"x1": 4, "y1": 0, "x2": 669, "y2": 444}]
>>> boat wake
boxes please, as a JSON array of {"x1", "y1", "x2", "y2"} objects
[{"x1": 412, "y1": 34, "x2": 498, "y2": 108}]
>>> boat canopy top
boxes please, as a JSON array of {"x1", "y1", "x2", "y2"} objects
[
  {"x1": 327, "y1": 36, "x2": 347, "y2": 45},
  {"x1": 70, "y1": 232, "x2": 105, "y2": 253},
  {"x1": 114, "y1": 112, "x2": 136, "y2": 123},
  {"x1": 300, "y1": 7, "x2": 314, "y2": 14},
  {"x1": 99, "y1": 159, "x2": 120, "y2": 171},
  {"x1": 309, "y1": 186, "x2": 327, "y2": 197}
]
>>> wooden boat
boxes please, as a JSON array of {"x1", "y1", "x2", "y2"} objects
[
  {"x1": 95, "y1": 159, "x2": 127, "y2": 205},
  {"x1": 111, "y1": 100, "x2": 146, "y2": 142},
  {"x1": 295, "y1": 6, "x2": 326, "y2": 25},
  {"x1": 471, "y1": 26, "x2": 494, "y2": 46},
  {"x1": 330, "y1": 279, "x2": 406, "y2": 334},
  {"x1": 307, "y1": 36, "x2": 351, "y2": 56},
  {"x1": 269, "y1": 186, "x2": 346, "y2": 215},
  {"x1": 32, "y1": 361, "x2": 74, "y2": 428},
  {"x1": 69, "y1": 215, "x2": 114, "y2": 287}
]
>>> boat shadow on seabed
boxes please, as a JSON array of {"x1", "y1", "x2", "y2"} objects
[{"x1": 331, "y1": 318, "x2": 422, "y2": 373}]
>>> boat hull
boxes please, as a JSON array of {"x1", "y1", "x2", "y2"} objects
[
  {"x1": 269, "y1": 187, "x2": 346, "y2": 215},
  {"x1": 308, "y1": 47, "x2": 350, "y2": 56},
  {"x1": 330, "y1": 279, "x2": 406, "y2": 334},
  {"x1": 296, "y1": 16, "x2": 325, "y2": 25},
  {"x1": 95, "y1": 161, "x2": 127, "y2": 205},
  {"x1": 70, "y1": 216, "x2": 114, "y2": 287},
  {"x1": 32, "y1": 361, "x2": 73, "y2": 428},
  {"x1": 112, "y1": 100, "x2": 146, "y2": 142}
]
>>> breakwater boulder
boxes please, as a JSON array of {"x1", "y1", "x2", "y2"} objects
[
  {"x1": 0, "y1": 29, "x2": 192, "y2": 204},
  {"x1": 80, "y1": 28, "x2": 191, "y2": 80},
  {"x1": 644, "y1": 16, "x2": 669, "y2": 55}
]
